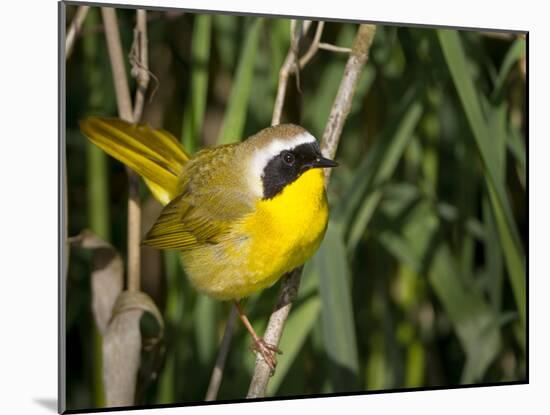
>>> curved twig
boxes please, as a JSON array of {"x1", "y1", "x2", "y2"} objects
[{"x1": 298, "y1": 21, "x2": 325, "y2": 68}]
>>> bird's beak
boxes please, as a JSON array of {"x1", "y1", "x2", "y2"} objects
[{"x1": 312, "y1": 156, "x2": 338, "y2": 168}]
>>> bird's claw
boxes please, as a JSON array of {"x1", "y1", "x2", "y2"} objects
[{"x1": 251, "y1": 338, "x2": 282, "y2": 373}]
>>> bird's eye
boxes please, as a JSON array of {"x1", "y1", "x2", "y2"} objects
[{"x1": 282, "y1": 151, "x2": 295, "y2": 165}]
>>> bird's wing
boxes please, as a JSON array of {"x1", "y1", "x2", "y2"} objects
[{"x1": 142, "y1": 146, "x2": 255, "y2": 250}]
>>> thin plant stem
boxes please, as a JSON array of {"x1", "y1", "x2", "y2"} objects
[
  {"x1": 205, "y1": 306, "x2": 238, "y2": 401},
  {"x1": 271, "y1": 20, "x2": 312, "y2": 125},
  {"x1": 65, "y1": 5, "x2": 90, "y2": 59},
  {"x1": 100, "y1": 8, "x2": 151, "y2": 407},
  {"x1": 318, "y1": 43, "x2": 352, "y2": 54},
  {"x1": 126, "y1": 173, "x2": 141, "y2": 293},
  {"x1": 131, "y1": 9, "x2": 151, "y2": 121},
  {"x1": 247, "y1": 24, "x2": 377, "y2": 399},
  {"x1": 298, "y1": 21, "x2": 325, "y2": 68},
  {"x1": 101, "y1": 8, "x2": 133, "y2": 121},
  {"x1": 321, "y1": 24, "x2": 376, "y2": 179},
  {"x1": 101, "y1": 7, "x2": 151, "y2": 294},
  {"x1": 271, "y1": 20, "x2": 353, "y2": 126},
  {"x1": 127, "y1": 9, "x2": 151, "y2": 291}
]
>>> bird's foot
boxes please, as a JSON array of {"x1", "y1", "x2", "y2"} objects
[{"x1": 251, "y1": 338, "x2": 282, "y2": 373}]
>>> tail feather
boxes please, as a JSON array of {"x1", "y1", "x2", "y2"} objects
[{"x1": 80, "y1": 116, "x2": 189, "y2": 205}]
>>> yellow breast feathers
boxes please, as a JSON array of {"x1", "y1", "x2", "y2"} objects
[{"x1": 185, "y1": 168, "x2": 328, "y2": 300}]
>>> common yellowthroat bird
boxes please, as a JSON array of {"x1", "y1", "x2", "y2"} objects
[{"x1": 80, "y1": 117, "x2": 337, "y2": 369}]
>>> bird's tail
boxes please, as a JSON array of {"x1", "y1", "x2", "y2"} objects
[{"x1": 80, "y1": 116, "x2": 190, "y2": 205}]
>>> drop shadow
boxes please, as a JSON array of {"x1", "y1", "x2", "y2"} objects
[{"x1": 34, "y1": 398, "x2": 57, "y2": 413}]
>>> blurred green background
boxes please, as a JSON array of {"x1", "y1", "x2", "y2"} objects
[{"x1": 65, "y1": 5, "x2": 526, "y2": 411}]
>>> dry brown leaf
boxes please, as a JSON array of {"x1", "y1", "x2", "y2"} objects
[
  {"x1": 103, "y1": 290, "x2": 164, "y2": 406},
  {"x1": 111, "y1": 290, "x2": 165, "y2": 349},
  {"x1": 69, "y1": 229, "x2": 124, "y2": 334},
  {"x1": 103, "y1": 308, "x2": 143, "y2": 406},
  {"x1": 69, "y1": 230, "x2": 165, "y2": 406}
]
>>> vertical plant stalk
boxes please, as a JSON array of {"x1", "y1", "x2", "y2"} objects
[
  {"x1": 100, "y1": 7, "x2": 151, "y2": 407},
  {"x1": 65, "y1": 5, "x2": 90, "y2": 59},
  {"x1": 126, "y1": 172, "x2": 141, "y2": 293},
  {"x1": 247, "y1": 23, "x2": 376, "y2": 399},
  {"x1": 205, "y1": 306, "x2": 238, "y2": 401},
  {"x1": 131, "y1": 9, "x2": 151, "y2": 122},
  {"x1": 101, "y1": 8, "x2": 133, "y2": 120},
  {"x1": 102, "y1": 7, "x2": 150, "y2": 294},
  {"x1": 271, "y1": 20, "x2": 312, "y2": 125},
  {"x1": 127, "y1": 9, "x2": 150, "y2": 291}
]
